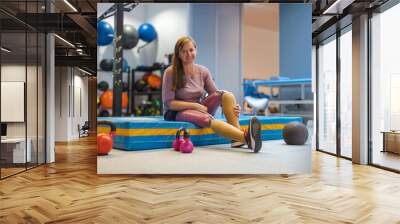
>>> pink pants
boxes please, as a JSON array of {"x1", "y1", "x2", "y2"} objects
[{"x1": 175, "y1": 91, "x2": 223, "y2": 127}]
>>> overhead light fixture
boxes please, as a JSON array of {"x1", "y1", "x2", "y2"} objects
[
  {"x1": 1, "y1": 47, "x2": 11, "y2": 53},
  {"x1": 54, "y1": 34, "x2": 75, "y2": 48},
  {"x1": 322, "y1": 0, "x2": 354, "y2": 15},
  {"x1": 63, "y1": 0, "x2": 78, "y2": 12},
  {"x1": 78, "y1": 67, "x2": 93, "y2": 76}
]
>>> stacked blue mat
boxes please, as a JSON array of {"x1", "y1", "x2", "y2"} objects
[{"x1": 98, "y1": 115, "x2": 302, "y2": 151}]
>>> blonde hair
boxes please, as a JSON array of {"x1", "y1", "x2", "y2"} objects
[{"x1": 171, "y1": 36, "x2": 197, "y2": 91}]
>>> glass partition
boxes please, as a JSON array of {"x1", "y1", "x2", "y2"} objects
[
  {"x1": 0, "y1": 0, "x2": 46, "y2": 179},
  {"x1": 0, "y1": 20, "x2": 28, "y2": 178},
  {"x1": 317, "y1": 35, "x2": 337, "y2": 155},
  {"x1": 339, "y1": 28, "x2": 352, "y2": 158},
  {"x1": 371, "y1": 4, "x2": 400, "y2": 171}
]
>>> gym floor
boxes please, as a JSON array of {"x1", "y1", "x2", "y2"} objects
[{"x1": 97, "y1": 140, "x2": 311, "y2": 174}]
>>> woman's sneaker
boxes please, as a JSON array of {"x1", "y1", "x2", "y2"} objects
[{"x1": 245, "y1": 117, "x2": 262, "y2": 153}]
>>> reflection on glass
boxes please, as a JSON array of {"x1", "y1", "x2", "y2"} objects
[
  {"x1": 318, "y1": 37, "x2": 337, "y2": 154},
  {"x1": 340, "y1": 29, "x2": 352, "y2": 158},
  {"x1": 0, "y1": 0, "x2": 47, "y2": 179},
  {"x1": 371, "y1": 4, "x2": 400, "y2": 171},
  {"x1": 1, "y1": 31, "x2": 27, "y2": 177}
]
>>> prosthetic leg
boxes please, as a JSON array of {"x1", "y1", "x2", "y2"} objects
[{"x1": 210, "y1": 92, "x2": 246, "y2": 145}]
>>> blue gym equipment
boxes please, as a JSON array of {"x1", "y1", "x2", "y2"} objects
[
  {"x1": 138, "y1": 23, "x2": 157, "y2": 42},
  {"x1": 97, "y1": 20, "x2": 114, "y2": 46},
  {"x1": 98, "y1": 115, "x2": 303, "y2": 151}
]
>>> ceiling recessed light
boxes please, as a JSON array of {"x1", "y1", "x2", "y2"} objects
[
  {"x1": 1, "y1": 47, "x2": 11, "y2": 53},
  {"x1": 63, "y1": 0, "x2": 78, "y2": 12},
  {"x1": 322, "y1": 0, "x2": 355, "y2": 15},
  {"x1": 78, "y1": 67, "x2": 93, "y2": 76},
  {"x1": 54, "y1": 34, "x2": 75, "y2": 48}
]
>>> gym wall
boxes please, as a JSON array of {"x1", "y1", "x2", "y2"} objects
[
  {"x1": 190, "y1": 3, "x2": 242, "y2": 105},
  {"x1": 242, "y1": 4, "x2": 279, "y2": 80},
  {"x1": 97, "y1": 3, "x2": 190, "y2": 71},
  {"x1": 97, "y1": 3, "x2": 190, "y2": 107},
  {"x1": 279, "y1": 3, "x2": 312, "y2": 100}
]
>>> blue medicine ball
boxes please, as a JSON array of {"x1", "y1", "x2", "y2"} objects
[
  {"x1": 138, "y1": 23, "x2": 157, "y2": 42},
  {"x1": 97, "y1": 20, "x2": 114, "y2": 46}
]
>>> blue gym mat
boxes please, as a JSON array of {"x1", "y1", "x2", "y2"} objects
[{"x1": 98, "y1": 115, "x2": 302, "y2": 151}]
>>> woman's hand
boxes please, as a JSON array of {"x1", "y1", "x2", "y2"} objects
[
  {"x1": 194, "y1": 103, "x2": 208, "y2": 113},
  {"x1": 233, "y1": 104, "x2": 241, "y2": 117}
]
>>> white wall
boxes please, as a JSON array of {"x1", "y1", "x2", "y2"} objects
[
  {"x1": 72, "y1": 74, "x2": 89, "y2": 138},
  {"x1": 55, "y1": 67, "x2": 69, "y2": 141},
  {"x1": 1, "y1": 65, "x2": 39, "y2": 137},
  {"x1": 1, "y1": 64, "x2": 46, "y2": 164},
  {"x1": 1, "y1": 65, "x2": 26, "y2": 138},
  {"x1": 55, "y1": 67, "x2": 89, "y2": 141},
  {"x1": 145, "y1": 3, "x2": 190, "y2": 64}
]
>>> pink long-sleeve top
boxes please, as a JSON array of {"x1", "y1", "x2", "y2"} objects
[{"x1": 162, "y1": 64, "x2": 218, "y2": 111}]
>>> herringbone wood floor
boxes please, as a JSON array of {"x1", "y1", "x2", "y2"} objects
[{"x1": 1, "y1": 137, "x2": 400, "y2": 224}]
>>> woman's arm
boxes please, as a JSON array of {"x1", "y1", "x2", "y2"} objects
[{"x1": 203, "y1": 67, "x2": 218, "y2": 95}]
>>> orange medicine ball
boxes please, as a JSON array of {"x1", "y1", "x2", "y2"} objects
[
  {"x1": 147, "y1": 74, "x2": 161, "y2": 89},
  {"x1": 100, "y1": 90, "x2": 128, "y2": 109}
]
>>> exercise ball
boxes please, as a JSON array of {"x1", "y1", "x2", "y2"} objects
[
  {"x1": 135, "y1": 79, "x2": 147, "y2": 92},
  {"x1": 97, "y1": 20, "x2": 114, "y2": 46},
  {"x1": 282, "y1": 122, "x2": 308, "y2": 145},
  {"x1": 138, "y1": 23, "x2": 157, "y2": 42},
  {"x1": 98, "y1": 81, "x2": 109, "y2": 92},
  {"x1": 122, "y1": 24, "x2": 139, "y2": 49},
  {"x1": 147, "y1": 74, "x2": 161, "y2": 90},
  {"x1": 100, "y1": 90, "x2": 113, "y2": 109},
  {"x1": 100, "y1": 59, "x2": 113, "y2": 71},
  {"x1": 100, "y1": 90, "x2": 129, "y2": 109},
  {"x1": 122, "y1": 92, "x2": 128, "y2": 109}
]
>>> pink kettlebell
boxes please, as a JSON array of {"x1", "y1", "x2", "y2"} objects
[
  {"x1": 172, "y1": 128, "x2": 185, "y2": 151},
  {"x1": 180, "y1": 128, "x2": 194, "y2": 153},
  {"x1": 173, "y1": 128, "x2": 193, "y2": 153}
]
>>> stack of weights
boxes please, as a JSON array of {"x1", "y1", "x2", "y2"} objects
[
  {"x1": 134, "y1": 72, "x2": 162, "y2": 116},
  {"x1": 134, "y1": 99, "x2": 161, "y2": 116}
]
